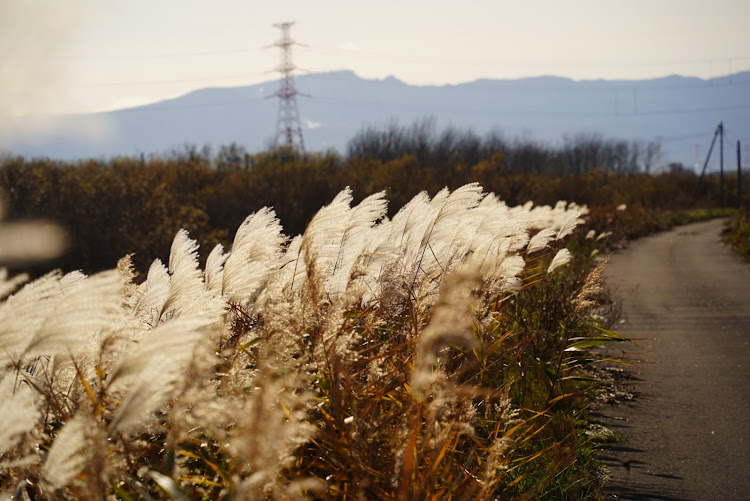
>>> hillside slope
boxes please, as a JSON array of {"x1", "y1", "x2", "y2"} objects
[{"x1": 4, "y1": 70, "x2": 749, "y2": 168}]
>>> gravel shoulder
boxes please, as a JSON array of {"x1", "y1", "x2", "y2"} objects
[{"x1": 598, "y1": 218, "x2": 750, "y2": 500}]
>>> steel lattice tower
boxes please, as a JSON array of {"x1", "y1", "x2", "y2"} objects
[{"x1": 270, "y1": 22, "x2": 306, "y2": 154}]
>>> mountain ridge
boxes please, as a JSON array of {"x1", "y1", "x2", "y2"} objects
[{"x1": 3, "y1": 70, "x2": 749, "y2": 169}]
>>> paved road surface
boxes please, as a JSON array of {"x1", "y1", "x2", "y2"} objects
[{"x1": 600, "y1": 218, "x2": 750, "y2": 500}]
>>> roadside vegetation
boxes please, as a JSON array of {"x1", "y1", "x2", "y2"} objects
[
  {"x1": 0, "y1": 122, "x2": 746, "y2": 499},
  {"x1": 1, "y1": 184, "x2": 628, "y2": 499},
  {"x1": 724, "y1": 209, "x2": 750, "y2": 260}
]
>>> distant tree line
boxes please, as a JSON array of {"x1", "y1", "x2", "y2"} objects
[
  {"x1": 0, "y1": 120, "x2": 742, "y2": 275},
  {"x1": 346, "y1": 118, "x2": 664, "y2": 175}
]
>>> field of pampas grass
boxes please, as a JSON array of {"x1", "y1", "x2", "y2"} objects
[{"x1": 0, "y1": 183, "x2": 626, "y2": 500}]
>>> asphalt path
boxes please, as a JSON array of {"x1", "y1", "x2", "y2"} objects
[{"x1": 599, "y1": 218, "x2": 750, "y2": 500}]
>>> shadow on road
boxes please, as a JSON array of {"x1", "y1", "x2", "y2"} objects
[
  {"x1": 606, "y1": 485, "x2": 690, "y2": 501},
  {"x1": 598, "y1": 442, "x2": 690, "y2": 501}
]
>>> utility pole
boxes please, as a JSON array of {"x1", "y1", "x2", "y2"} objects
[
  {"x1": 719, "y1": 122, "x2": 724, "y2": 207},
  {"x1": 269, "y1": 22, "x2": 306, "y2": 155},
  {"x1": 695, "y1": 122, "x2": 724, "y2": 202},
  {"x1": 739, "y1": 140, "x2": 743, "y2": 209},
  {"x1": 695, "y1": 123, "x2": 720, "y2": 197}
]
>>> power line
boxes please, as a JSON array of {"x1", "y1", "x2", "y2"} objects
[
  {"x1": 55, "y1": 47, "x2": 264, "y2": 61},
  {"x1": 58, "y1": 38, "x2": 750, "y2": 69},
  {"x1": 636, "y1": 103, "x2": 750, "y2": 116},
  {"x1": 70, "y1": 72, "x2": 263, "y2": 88},
  {"x1": 660, "y1": 132, "x2": 716, "y2": 143},
  {"x1": 311, "y1": 45, "x2": 750, "y2": 72}
]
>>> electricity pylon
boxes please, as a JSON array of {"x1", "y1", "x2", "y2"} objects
[{"x1": 269, "y1": 22, "x2": 306, "y2": 155}]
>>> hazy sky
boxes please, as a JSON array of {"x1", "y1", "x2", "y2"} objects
[{"x1": 3, "y1": 0, "x2": 750, "y2": 116}]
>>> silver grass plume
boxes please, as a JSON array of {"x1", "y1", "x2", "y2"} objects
[
  {"x1": 574, "y1": 257, "x2": 608, "y2": 314},
  {"x1": 106, "y1": 311, "x2": 222, "y2": 387},
  {"x1": 427, "y1": 185, "x2": 484, "y2": 245},
  {"x1": 521, "y1": 201, "x2": 583, "y2": 237},
  {"x1": 23, "y1": 270, "x2": 125, "y2": 358},
  {"x1": 438, "y1": 204, "x2": 486, "y2": 265},
  {"x1": 134, "y1": 258, "x2": 170, "y2": 326},
  {"x1": 107, "y1": 312, "x2": 223, "y2": 434},
  {"x1": 463, "y1": 236, "x2": 525, "y2": 295},
  {"x1": 414, "y1": 184, "x2": 484, "y2": 287},
  {"x1": 0, "y1": 374, "x2": 38, "y2": 456},
  {"x1": 226, "y1": 361, "x2": 317, "y2": 498},
  {"x1": 445, "y1": 198, "x2": 520, "y2": 275},
  {"x1": 575, "y1": 202, "x2": 591, "y2": 215},
  {"x1": 159, "y1": 229, "x2": 204, "y2": 319},
  {"x1": 527, "y1": 228, "x2": 557, "y2": 254},
  {"x1": 352, "y1": 192, "x2": 432, "y2": 313},
  {"x1": 222, "y1": 208, "x2": 286, "y2": 305},
  {"x1": 495, "y1": 254, "x2": 527, "y2": 293},
  {"x1": 300, "y1": 188, "x2": 354, "y2": 279},
  {"x1": 0, "y1": 268, "x2": 28, "y2": 300},
  {"x1": 116, "y1": 254, "x2": 140, "y2": 310},
  {"x1": 40, "y1": 414, "x2": 89, "y2": 491},
  {"x1": 59, "y1": 270, "x2": 86, "y2": 293},
  {"x1": 476, "y1": 196, "x2": 530, "y2": 254},
  {"x1": 328, "y1": 190, "x2": 388, "y2": 296},
  {"x1": 555, "y1": 208, "x2": 583, "y2": 240},
  {"x1": 270, "y1": 188, "x2": 355, "y2": 302},
  {"x1": 107, "y1": 365, "x2": 171, "y2": 435},
  {"x1": 462, "y1": 200, "x2": 526, "y2": 276},
  {"x1": 428, "y1": 186, "x2": 450, "y2": 210},
  {"x1": 335, "y1": 191, "x2": 388, "y2": 266},
  {"x1": 547, "y1": 248, "x2": 572, "y2": 273},
  {"x1": 388, "y1": 190, "x2": 432, "y2": 252},
  {"x1": 419, "y1": 183, "x2": 484, "y2": 251},
  {"x1": 0, "y1": 271, "x2": 63, "y2": 364},
  {"x1": 256, "y1": 234, "x2": 303, "y2": 307},
  {"x1": 386, "y1": 191, "x2": 434, "y2": 277},
  {"x1": 347, "y1": 226, "x2": 398, "y2": 307},
  {"x1": 205, "y1": 243, "x2": 228, "y2": 295},
  {"x1": 411, "y1": 270, "x2": 480, "y2": 399}
]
